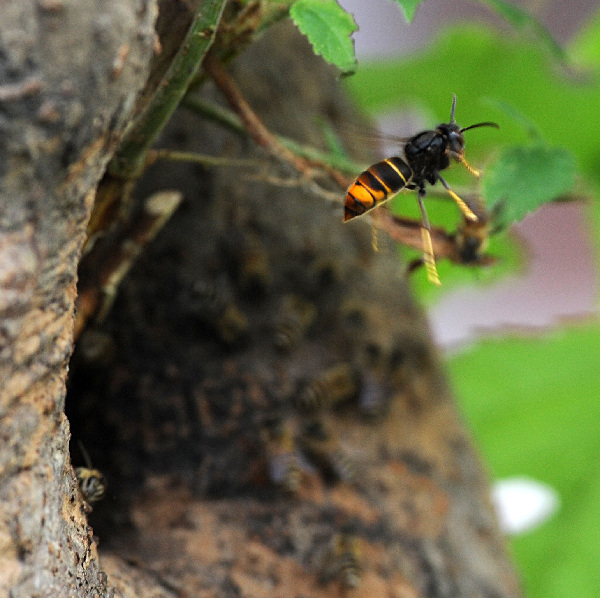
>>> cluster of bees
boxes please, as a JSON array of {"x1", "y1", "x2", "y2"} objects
[
  {"x1": 177, "y1": 216, "x2": 435, "y2": 588},
  {"x1": 187, "y1": 228, "x2": 421, "y2": 486},
  {"x1": 261, "y1": 362, "x2": 359, "y2": 493},
  {"x1": 69, "y1": 94, "x2": 498, "y2": 590}
]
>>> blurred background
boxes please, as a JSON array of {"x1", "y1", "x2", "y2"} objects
[
  {"x1": 339, "y1": 0, "x2": 598, "y2": 349},
  {"x1": 337, "y1": 1, "x2": 600, "y2": 596}
]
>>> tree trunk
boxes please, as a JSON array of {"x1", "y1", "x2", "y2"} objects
[
  {"x1": 2, "y1": 2, "x2": 522, "y2": 596},
  {"x1": 0, "y1": 1, "x2": 157, "y2": 596}
]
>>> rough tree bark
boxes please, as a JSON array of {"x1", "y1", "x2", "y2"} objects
[
  {"x1": 0, "y1": 1, "x2": 157, "y2": 595},
  {"x1": 2, "y1": 1, "x2": 523, "y2": 597}
]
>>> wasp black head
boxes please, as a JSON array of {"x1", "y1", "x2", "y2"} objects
[
  {"x1": 439, "y1": 95, "x2": 499, "y2": 161},
  {"x1": 436, "y1": 122, "x2": 465, "y2": 159}
]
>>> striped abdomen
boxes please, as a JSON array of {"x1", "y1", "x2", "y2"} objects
[{"x1": 344, "y1": 157, "x2": 412, "y2": 222}]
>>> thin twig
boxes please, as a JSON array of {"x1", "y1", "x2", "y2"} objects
[
  {"x1": 108, "y1": 0, "x2": 228, "y2": 180},
  {"x1": 181, "y1": 96, "x2": 363, "y2": 177},
  {"x1": 147, "y1": 148, "x2": 262, "y2": 169},
  {"x1": 202, "y1": 51, "x2": 352, "y2": 189},
  {"x1": 75, "y1": 191, "x2": 183, "y2": 337},
  {"x1": 242, "y1": 171, "x2": 342, "y2": 205},
  {"x1": 186, "y1": 1, "x2": 293, "y2": 93},
  {"x1": 203, "y1": 52, "x2": 314, "y2": 176}
]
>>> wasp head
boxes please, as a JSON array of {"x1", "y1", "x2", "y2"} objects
[
  {"x1": 441, "y1": 94, "x2": 499, "y2": 162},
  {"x1": 436, "y1": 122, "x2": 466, "y2": 161}
]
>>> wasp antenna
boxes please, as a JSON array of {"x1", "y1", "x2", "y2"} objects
[
  {"x1": 461, "y1": 121, "x2": 500, "y2": 133},
  {"x1": 77, "y1": 440, "x2": 93, "y2": 469},
  {"x1": 450, "y1": 94, "x2": 458, "y2": 124}
]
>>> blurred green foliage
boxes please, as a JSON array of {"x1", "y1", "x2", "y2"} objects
[
  {"x1": 340, "y1": 5, "x2": 600, "y2": 598},
  {"x1": 344, "y1": 25, "x2": 598, "y2": 185},
  {"x1": 343, "y1": 19, "x2": 599, "y2": 294},
  {"x1": 482, "y1": 144, "x2": 576, "y2": 230},
  {"x1": 449, "y1": 325, "x2": 600, "y2": 598},
  {"x1": 390, "y1": 0, "x2": 424, "y2": 22}
]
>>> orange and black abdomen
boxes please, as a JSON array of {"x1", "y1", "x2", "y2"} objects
[{"x1": 344, "y1": 157, "x2": 412, "y2": 222}]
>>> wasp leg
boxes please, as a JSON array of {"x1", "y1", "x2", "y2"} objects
[
  {"x1": 371, "y1": 217, "x2": 379, "y2": 252},
  {"x1": 437, "y1": 175, "x2": 478, "y2": 222},
  {"x1": 459, "y1": 156, "x2": 481, "y2": 178},
  {"x1": 416, "y1": 189, "x2": 441, "y2": 286},
  {"x1": 370, "y1": 208, "x2": 388, "y2": 253}
]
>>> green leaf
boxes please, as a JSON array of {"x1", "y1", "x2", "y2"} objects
[
  {"x1": 290, "y1": 0, "x2": 358, "y2": 74},
  {"x1": 568, "y1": 7, "x2": 600, "y2": 69},
  {"x1": 482, "y1": 144, "x2": 577, "y2": 230},
  {"x1": 344, "y1": 26, "x2": 599, "y2": 183},
  {"x1": 475, "y1": 0, "x2": 567, "y2": 61},
  {"x1": 390, "y1": 0, "x2": 424, "y2": 23},
  {"x1": 343, "y1": 24, "x2": 598, "y2": 294},
  {"x1": 448, "y1": 323, "x2": 600, "y2": 598},
  {"x1": 482, "y1": 97, "x2": 543, "y2": 141}
]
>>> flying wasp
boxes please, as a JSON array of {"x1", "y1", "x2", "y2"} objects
[{"x1": 344, "y1": 95, "x2": 498, "y2": 284}]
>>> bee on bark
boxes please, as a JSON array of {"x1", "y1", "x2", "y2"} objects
[
  {"x1": 225, "y1": 229, "x2": 273, "y2": 296},
  {"x1": 352, "y1": 334, "x2": 396, "y2": 418},
  {"x1": 344, "y1": 95, "x2": 498, "y2": 285},
  {"x1": 298, "y1": 420, "x2": 355, "y2": 483},
  {"x1": 189, "y1": 277, "x2": 248, "y2": 345},
  {"x1": 304, "y1": 255, "x2": 343, "y2": 296},
  {"x1": 273, "y1": 294, "x2": 317, "y2": 352},
  {"x1": 320, "y1": 533, "x2": 363, "y2": 589},
  {"x1": 76, "y1": 328, "x2": 116, "y2": 367},
  {"x1": 75, "y1": 442, "x2": 107, "y2": 504},
  {"x1": 296, "y1": 363, "x2": 359, "y2": 412},
  {"x1": 261, "y1": 419, "x2": 302, "y2": 493},
  {"x1": 357, "y1": 369, "x2": 389, "y2": 418},
  {"x1": 76, "y1": 468, "x2": 107, "y2": 504}
]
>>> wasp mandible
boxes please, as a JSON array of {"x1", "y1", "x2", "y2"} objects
[{"x1": 344, "y1": 95, "x2": 498, "y2": 284}]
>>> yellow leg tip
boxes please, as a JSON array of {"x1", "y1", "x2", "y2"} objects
[
  {"x1": 420, "y1": 226, "x2": 441, "y2": 286},
  {"x1": 447, "y1": 189, "x2": 478, "y2": 222},
  {"x1": 426, "y1": 267, "x2": 441, "y2": 286},
  {"x1": 371, "y1": 222, "x2": 378, "y2": 252},
  {"x1": 461, "y1": 157, "x2": 481, "y2": 178}
]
